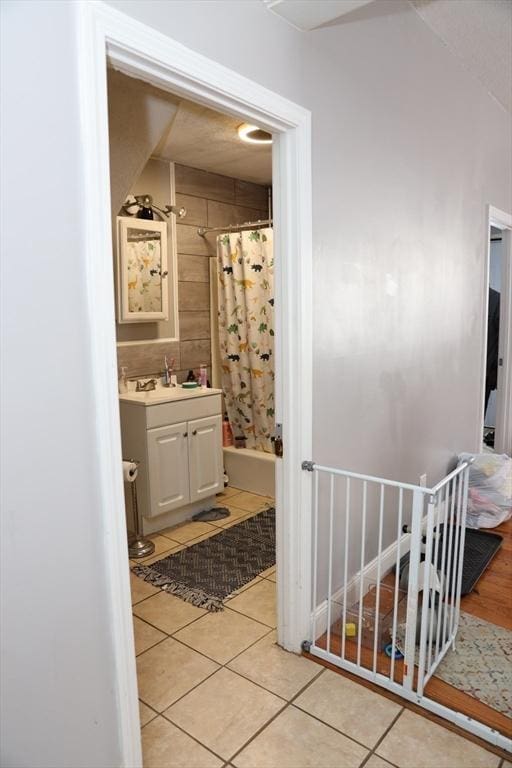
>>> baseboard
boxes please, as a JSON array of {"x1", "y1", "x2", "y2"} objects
[{"x1": 141, "y1": 496, "x2": 218, "y2": 535}]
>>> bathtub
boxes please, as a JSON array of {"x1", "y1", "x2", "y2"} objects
[{"x1": 223, "y1": 446, "x2": 275, "y2": 498}]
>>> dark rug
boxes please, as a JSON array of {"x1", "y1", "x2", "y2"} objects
[
  {"x1": 398, "y1": 527, "x2": 503, "y2": 596},
  {"x1": 192, "y1": 506, "x2": 230, "y2": 522},
  {"x1": 132, "y1": 507, "x2": 275, "y2": 611},
  {"x1": 437, "y1": 527, "x2": 503, "y2": 596}
]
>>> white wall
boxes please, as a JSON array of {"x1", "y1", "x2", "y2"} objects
[
  {"x1": 306, "y1": 0, "x2": 511, "y2": 485},
  {"x1": 106, "y1": 0, "x2": 306, "y2": 103},
  {"x1": 107, "y1": 0, "x2": 511, "y2": 486},
  {"x1": 1, "y1": 0, "x2": 511, "y2": 765},
  {"x1": 0, "y1": 2, "x2": 124, "y2": 766},
  {"x1": 0, "y1": 2, "x2": 305, "y2": 767},
  {"x1": 306, "y1": 0, "x2": 510, "y2": 596}
]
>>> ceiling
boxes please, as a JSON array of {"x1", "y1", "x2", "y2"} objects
[
  {"x1": 264, "y1": 0, "x2": 512, "y2": 114},
  {"x1": 410, "y1": 0, "x2": 511, "y2": 114},
  {"x1": 111, "y1": 0, "x2": 510, "y2": 187},
  {"x1": 153, "y1": 98, "x2": 273, "y2": 185},
  {"x1": 262, "y1": 0, "x2": 373, "y2": 30},
  {"x1": 108, "y1": 70, "x2": 272, "y2": 185}
]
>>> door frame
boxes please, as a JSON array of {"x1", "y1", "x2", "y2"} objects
[
  {"x1": 479, "y1": 205, "x2": 512, "y2": 455},
  {"x1": 77, "y1": 2, "x2": 313, "y2": 765}
]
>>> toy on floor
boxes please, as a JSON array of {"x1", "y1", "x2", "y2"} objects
[
  {"x1": 384, "y1": 643, "x2": 404, "y2": 659},
  {"x1": 344, "y1": 622, "x2": 356, "y2": 637}
]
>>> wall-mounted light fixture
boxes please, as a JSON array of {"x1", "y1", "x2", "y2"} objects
[
  {"x1": 237, "y1": 123, "x2": 273, "y2": 145},
  {"x1": 122, "y1": 194, "x2": 187, "y2": 221}
]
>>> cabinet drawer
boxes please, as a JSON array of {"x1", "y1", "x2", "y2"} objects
[{"x1": 146, "y1": 394, "x2": 222, "y2": 430}]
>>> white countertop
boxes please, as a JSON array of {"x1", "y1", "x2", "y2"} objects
[{"x1": 119, "y1": 384, "x2": 223, "y2": 407}]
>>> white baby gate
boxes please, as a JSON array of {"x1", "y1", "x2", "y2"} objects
[{"x1": 301, "y1": 458, "x2": 511, "y2": 751}]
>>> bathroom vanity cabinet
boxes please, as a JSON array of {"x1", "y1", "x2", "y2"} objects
[{"x1": 119, "y1": 387, "x2": 223, "y2": 534}]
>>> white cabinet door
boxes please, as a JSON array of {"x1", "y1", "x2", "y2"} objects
[
  {"x1": 188, "y1": 414, "x2": 223, "y2": 503},
  {"x1": 147, "y1": 421, "x2": 189, "y2": 517}
]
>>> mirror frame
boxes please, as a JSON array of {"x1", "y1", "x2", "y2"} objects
[{"x1": 117, "y1": 216, "x2": 169, "y2": 323}]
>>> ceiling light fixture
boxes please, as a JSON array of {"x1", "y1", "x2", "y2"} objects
[{"x1": 238, "y1": 123, "x2": 273, "y2": 145}]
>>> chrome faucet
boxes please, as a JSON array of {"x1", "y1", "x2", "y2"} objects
[{"x1": 136, "y1": 378, "x2": 157, "y2": 392}]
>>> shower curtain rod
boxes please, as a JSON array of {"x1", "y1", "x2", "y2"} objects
[{"x1": 197, "y1": 218, "x2": 272, "y2": 237}]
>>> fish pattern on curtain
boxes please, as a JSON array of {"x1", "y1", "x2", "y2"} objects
[{"x1": 217, "y1": 228, "x2": 274, "y2": 452}]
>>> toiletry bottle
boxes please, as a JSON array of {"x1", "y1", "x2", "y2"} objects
[
  {"x1": 118, "y1": 366, "x2": 128, "y2": 394},
  {"x1": 186, "y1": 369, "x2": 196, "y2": 382},
  {"x1": 222, "y1": 416, "x2": 233, "y2": 447},
  {"x1": 199, "y1": 363, "x2": 208, "y2": 388}
]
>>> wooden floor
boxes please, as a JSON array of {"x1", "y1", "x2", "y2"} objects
[
  {"x1": 314, "y1": 518, "x2": 512, "y2": 740},
  {"x1": 459, "y1": 517, "x2": 512, "y2": 631}
]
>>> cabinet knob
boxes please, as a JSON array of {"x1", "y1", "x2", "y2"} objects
[
  {"x1": 183, "y1": 432, "x2": 188, "y2": 437},
  {"x1": 192, "y1": 430, "x2": 197, "y2": 436}
]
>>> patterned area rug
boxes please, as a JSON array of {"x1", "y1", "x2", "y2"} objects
[
  {"x1": 132, "y1": 507, "x2": 275, "y2": 611},
  {"x1": 435, "y1": 613, "x2": 512, "y2": 716},
  {"x1": 397, "y1": 612, "x2": 512, "y2": 715}
]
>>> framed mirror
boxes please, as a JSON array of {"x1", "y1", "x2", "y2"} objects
[{"x1": 117, "y1": 217, "x2": 169, "y2": 323}]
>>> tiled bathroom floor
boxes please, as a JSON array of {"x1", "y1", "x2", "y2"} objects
[{"x1": 130, "y1": 487, "x2": 504, "y2": 768}]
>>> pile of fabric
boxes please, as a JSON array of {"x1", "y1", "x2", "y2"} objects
[{"x1": 459, "y1": 452, "x2": 512, "y2": 528}]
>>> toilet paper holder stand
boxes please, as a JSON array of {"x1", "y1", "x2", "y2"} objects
[{"x1": 124, "y1": 458, "x2": 155, "y2": 559}]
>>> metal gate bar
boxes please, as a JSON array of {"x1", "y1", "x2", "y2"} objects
[{"x1": 303, "y1": 458, "x2": 512, "y2": 751}]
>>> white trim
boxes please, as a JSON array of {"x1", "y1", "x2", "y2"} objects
[
  {"x1": 489, "y1": 205, "x2": 512, "y2": 229},
  {"x1": 496, "y1": 231, "x2": 512, "y2": 454},
  {"x1": 479, "y1": 205, "x2": 512, "y2": 455},
  {"x1": 272, "y1": 125, "x2": 313, "y2": 652},
  {"x1": 77, "y1": 3, "x2": 312, "y2": 765},
  {"x1": 489, "y1": 206, "x2": 512, "y2": 455},
  {"x1": 76, "y1": 4, "x2": 142, "y2": 765}
]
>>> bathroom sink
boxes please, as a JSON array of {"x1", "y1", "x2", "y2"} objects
[{"x1": 119, "y1": 382, "x2": 222, "y2": 406}]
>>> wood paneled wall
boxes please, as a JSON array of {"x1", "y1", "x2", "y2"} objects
[{"x1": 117, "y1": 163, "x2": 268, "y2": 382}]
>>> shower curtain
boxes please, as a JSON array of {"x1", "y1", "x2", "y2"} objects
[{"x1": 217, "y1": 228, "x2": 274, "y2": 452}]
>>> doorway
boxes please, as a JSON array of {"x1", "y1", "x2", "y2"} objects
[
  {"x1": 78, "y1": 4, "x2": 312, "y2": 765},
  {"x1": 481, "y1": 206, "x2": 512, "y2": 456}
]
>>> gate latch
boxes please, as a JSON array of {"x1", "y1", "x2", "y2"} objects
[{"x1": 273, "y1": 423, "x2": 283, "y2": 458}]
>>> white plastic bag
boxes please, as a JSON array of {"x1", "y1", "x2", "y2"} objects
[{"x1": 459, "y1": 452, "x2": 512, "y2": 529}]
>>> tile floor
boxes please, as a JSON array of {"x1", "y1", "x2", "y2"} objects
[{"x1": 130, "y1": 487, "x2": 504, "y2": 768}]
